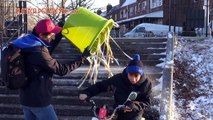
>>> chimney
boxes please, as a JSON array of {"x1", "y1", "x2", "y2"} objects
[
  {"x1": 119, "y1": 0, "x2": 126, "y2": 6},
  {"x1": 97, "y1": 9, "x2": 102, "y2": 15},
  {"x1": 106, "y1": 4, "x2": 113, "y2": 13}
]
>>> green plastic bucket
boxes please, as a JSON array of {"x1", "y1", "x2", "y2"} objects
[{"x1": 62, "y1": 7, "x2": 114, "y2": 53}]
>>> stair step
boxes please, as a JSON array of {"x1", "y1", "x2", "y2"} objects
[
  {"x1": 60, "y1": 38, "x2": 167, "y2": 44},
  {"x1": 53, "y1": 49, "x2": 167, "y2": 56},
  {"x1": 51, "y1": 74, "x2": 162, "y2": 87},
  {"x1": 52, "y1": 54, "x2": 166, "y2": 60},
  {"x1": 55, "y1": 66, "x2": 163, "y2": 74},
  {"x1": 52, "y1": 72, "x2": 162, "y2": 80},
  {"x1": 112, "y1": 38, "x2": 167, "y2": 43},
  {"x1": 0, "y1": 97, "x2": 160, "y2": 117},
  {"x1": 57, "y1": 59, "x2": 164, "y2": 66},
  {"x1": 0, "y1": 114, "x2": 92, "y2": 120},
  {"x1": 0, "y1": 94, "x2": 114, "y2": 106},
  {"x1": 112, "y1": 47, "x2": 167, "y2": 52},
  {"x1": 53, "y1": 49, "x2": 167, "y2": 57},
  {"x1": 0, "y1": 114, "x2": 23, "y2": 120},
  {"x1": 0, "y1": 86, "x2": 113, "y2": 97},
  {"x1": 55, "y1": 43, "x2": 167, "y2": 51},
  {"x1": 0, "y1": 104, "x2": 94, "y2": 116},
  {"x1": 52, "y1": 66, "x2": 163, "y2": 78}
]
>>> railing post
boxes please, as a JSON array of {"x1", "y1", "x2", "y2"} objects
[
  {"x1": 160, "y1": 32, "x2": 175, "y2": 120},
  {"x1": 18, "y1": 1, "x2": 23, "y2": 34},
  {"x1": 0, "y1": 31, "x2": 3, "y2": 65},
  {"x1": 0, "y1": 31, "x2": 3, "y2": 49},
  {"x1": 23, "y1": 1, "x2": 27, "y2": 34}
]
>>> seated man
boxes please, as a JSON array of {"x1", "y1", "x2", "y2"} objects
[{"x1": 79, "y1": 54, "x2": 152, "y2": 120}]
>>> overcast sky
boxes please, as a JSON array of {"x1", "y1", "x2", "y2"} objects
[{"x1": 93, "y1": 0, "x2": 119, "y2": 8}]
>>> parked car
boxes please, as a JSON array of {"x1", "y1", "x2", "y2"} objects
[{"x1": 123, "y1": 23, "x2": 183, "y2": 38}]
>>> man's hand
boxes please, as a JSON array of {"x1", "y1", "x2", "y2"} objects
[
  {"x1": 124, "y1": 101, "x2": 142, "y2": 112},
  {"x1": 79, "y1": 94, "x2": 88, "y2": 101}
]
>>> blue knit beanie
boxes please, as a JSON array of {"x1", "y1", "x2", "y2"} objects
[{"x1": 126, "y1": 54, "x2": 144, "y2": 75}]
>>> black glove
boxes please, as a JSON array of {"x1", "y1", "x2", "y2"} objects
[
  {"x1": 82, "y1": 47, "x2": 91, "y2": 58},
  {"x1": 124, "y1": 101, "x2": 142, "y2": 112},
  {"x1": 57, "y1": 21, "x2": 65, "y2": 27}
]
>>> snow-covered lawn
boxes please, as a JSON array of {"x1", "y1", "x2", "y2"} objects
[{"x1": 174, "y1": 37, "x2": 213, "y2": 120}]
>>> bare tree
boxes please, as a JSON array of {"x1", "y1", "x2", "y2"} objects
[
  {"x1": 0, "y1": 0, "x2": 17, "y2": 36},
  {"x1": 38, "y1": 0, "x2": 96, "y2": 23},
  {"x1": 21, "y1": 0, "x2": 101, "y2": 30}
]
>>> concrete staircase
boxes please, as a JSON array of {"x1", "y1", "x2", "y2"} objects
[{"x1": 0, "y1": 37, "x2": 167, "y2": 120}]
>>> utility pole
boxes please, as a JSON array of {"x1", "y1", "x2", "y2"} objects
[
  {"x1": 169, "y1": 0, "x2": 172, "y2": 32},
  {"x1": 173, "y1": 0, "x2": 176, "y2": 33},
  {"x1": 23, "y1": 0, "x2": 27, "y2": 34},
  {"x1": 47, "y1": 0, "x2": 50, "y2": 17},
  {"x1": 204, "y1": 0, "x2": 210, "y2": 37},
  {"x1": 19, "y1": 1, "x2": 23, "y2": 33},
  {"x1": 61, "y1": 0, "x2": 65, "y2": 22}
]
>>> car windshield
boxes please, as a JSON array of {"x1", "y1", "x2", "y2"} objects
[{"x1": 133, "y1": 27, "x2": 146, "y2": 32}]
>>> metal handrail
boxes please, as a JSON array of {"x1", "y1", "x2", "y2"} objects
[
  {"x1": 2, "y1": 16, "x2": 20, "y2": 33},
  {"x1": 160, "y1": 32, "x2": 175, "y2": 120},
  {"x1": 1, "y1": 22, "x2": 26, "y2": 48}
]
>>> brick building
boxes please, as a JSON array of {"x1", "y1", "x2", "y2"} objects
[
  {"x1": 210, "y1": 0, "x2": 213, "y2": 21},
  {"x1": 107, "y1": 0, "x2": 164, "y2": 35},
  {"x1": 106, "y1": 0, "x2": 205, "y2": 36},
  {"x1": 163, "y1": 0, "x2": 204, "y2": 31}
]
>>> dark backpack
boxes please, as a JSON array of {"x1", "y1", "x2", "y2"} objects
[{"x1": 1, "y1": 44, "x2": 28, "y2": 90}]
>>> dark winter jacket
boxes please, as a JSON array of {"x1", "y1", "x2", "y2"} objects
[
  {"x1": 81, "y1": 70, "x2": 152, "y2": 111},
  {"x1": 12, "y1": 33, "x2": 84, "y2": 107}
]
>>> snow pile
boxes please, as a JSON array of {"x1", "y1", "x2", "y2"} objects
[{"x1": 174, "y1": 38, "x2": 213, "y2": 120}]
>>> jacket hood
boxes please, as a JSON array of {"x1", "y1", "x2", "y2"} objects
[{"x1": 12, "y1": 34, "x2": 49, "y2": 49}]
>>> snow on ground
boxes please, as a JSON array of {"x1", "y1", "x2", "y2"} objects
[{"x1": 173, "y1": 37, "x2": 213, "y2": 120}]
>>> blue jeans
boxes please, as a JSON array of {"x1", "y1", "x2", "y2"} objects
[{"x1": 22, "y1": 104, "x2": 58, "y2": 120}]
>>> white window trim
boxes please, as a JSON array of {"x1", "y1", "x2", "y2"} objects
[
  {"x1": 150, "y1": 0, "x2": 162, "y2": 9},
  {"x1": 115, "y1": 14, "x2": 117, "y2": 21},
  {"x1": 142, "y1": 1, "x2": 147, "y2": 10},
  {"x1": 138, "y1": 3, "x2": 141, "y2": 12},
  {"x1": 120, "y1": 11, "x2": 123, "y2": 19}
]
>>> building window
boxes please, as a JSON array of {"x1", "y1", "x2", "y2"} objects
[
  {"x1": 138, "y1": 3, "x2": 141, "y2": 12},
  {"x1": 142, "y1": 1, "x2": 147, "y2": 11},
  {"x1": 135, "y1": 6, "x2": 137, "y2": 15},
  {"x1": 115, "y1": 14, "x2": 117, "y2": 21},
  {"x1": 151, "y1": 0, "x2": 156, "y2": 8},
  {"x1": 120, "y1": 11, "x2": 123, "y2": 19},
  {"x1": 130, "y1": 7, "x2": 134, "y2": 16},
  {"x1": 159, "y1": 0, "x2": 162, "y2": 6},
  {"x1": 150, "y1": 0, "x2": 162, "y2": 8},
  {"x1": 126, "y1": 9, "x2": 128, "y2": 17},
  {"x1": 123, "y1": 9, "x2": 127, "y2": 18}
]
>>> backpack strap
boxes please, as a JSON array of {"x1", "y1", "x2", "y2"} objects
[{"x1": 21, "y1": 46, "x2": 45, "y2": 53}]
